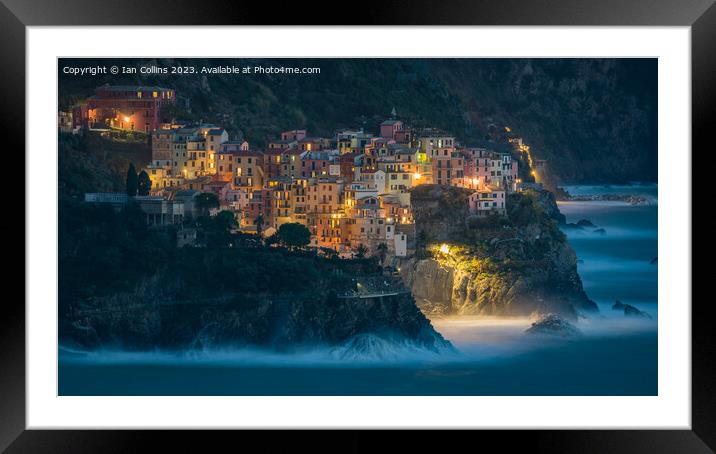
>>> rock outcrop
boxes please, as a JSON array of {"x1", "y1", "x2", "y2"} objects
[
  {"x1": 62, "y1": 286, "x2": 453, "y2": 354},
  {"x1": 525, "y1": 314, "x2": 582, "y2": 337},
  {"x1": 612, "y1": 300, "x2": 652, "y2": 318},
  {"x1": 401, "y1": 185, "x2": 597, "y2": 320}
]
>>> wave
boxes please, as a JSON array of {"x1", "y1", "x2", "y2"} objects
[
  {"x1": 563, "y1": 227, "x2": 657, "y2": 240},
  {"x1": 561, "y1": 184, "x2": 658, "y2": 199},
  {"x1": 59, "y1": 333, "x2": 460, "y2": 368},
  {"x1": 59, "y1": 314, "x2": 657, "y2": 370}
]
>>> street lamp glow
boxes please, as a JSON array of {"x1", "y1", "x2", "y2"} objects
[
  {"x1": 439, "y1": 244, "x2": 450, "y2": 254},
  {"x1": 123, "y1": 115, "x2": 130, "y2": 122},
  {"x1": 413, "y1": 172, "x2": 422, "y2": 179}
]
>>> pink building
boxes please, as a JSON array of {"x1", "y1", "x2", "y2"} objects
[
  {"x1": 200, "y1": 180, "x2": 232, "y2": 200},
  {"x1": 281, "y1": 129, "x2": 307, "y2": 141},
  {"x1": 393, "y1": 128, "x2": 411, "y2": 143},
  {"x1": 432, "y1": 152, "x2": 464, "y2": 187},
  {"x1": 245, "y1": 188, "x2": 275, "y2": 230},
  {"x1": 379, "y1": 120, "x2": 404, "y2": 140},
  {"x1": 297, "y1": 137, "x2": 325, "y2": 152},
  {"x1": 224, "y1": 187, "x2": 251, "y2": 211},
  {"x1": 301, "y1": 151, "x2": 334, "y2": 178}
]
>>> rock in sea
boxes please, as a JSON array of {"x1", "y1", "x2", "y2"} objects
[
  {"x1": 576, "y1": 219, "x2": 596, "y2": 228},
  {"x1": 612, "y1": 300, "x2": 651, "y2": 318},
  {"x1": 525, "y1": 314, "x2": 582, "y2": 338}
]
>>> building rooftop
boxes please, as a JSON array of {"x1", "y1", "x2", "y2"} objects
[
  {"x1": 303, "y1": 150, "x2": 339, "y2": 161},
  {"x1": 393, "y1": 147, "x2": 420, "y2": 155},
  {"x1": 174, "y1": 190, "x2": 200, "y2": 198}
]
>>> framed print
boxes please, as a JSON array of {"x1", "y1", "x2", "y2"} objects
[{"x1": 7, "y1": 0, "x2": 712, "y2": 451}]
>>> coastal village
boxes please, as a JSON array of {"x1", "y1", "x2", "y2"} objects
[{"x1": 62, "y1": 84, "x2": 544, "y2": 259}]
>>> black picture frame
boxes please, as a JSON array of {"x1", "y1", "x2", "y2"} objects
[{"x1": 5, "y1": 0, "x2": 710, "y2": 451}]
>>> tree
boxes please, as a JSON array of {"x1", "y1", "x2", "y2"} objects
[
  {"x1": 376, "y1": 242, "x2": 389, "y2": 265},
  {"x1": 276, "y1": 223, "x2": 311, "y2": 250},
  {"x1": 214, "y1": 210, "x2": 237, "y2": 232},
  {"x1": 137, "y1": 170, "x2": 151, "y2": 196},
  {"x1": 320, "y1": 247, "x2": 338, "y2": 259},
  {"x1": 355, "y1": 244, "x2": 368, "y2": 259},
  {"x1": 264, "y1": 233, "x2": 279, "y2": 247},
  {"x1": 126, "y1": 163, "x2": 138, "y2": 197},
  {"x1": 254, "y1": 214, "x2": 264, "y2": 238},
  {"x1": 195, "y1": 192, "x2": 220, "y2": 217}
]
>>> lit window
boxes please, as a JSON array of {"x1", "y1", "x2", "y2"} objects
[{"x1": 152, "y1": 91, "x2": 158, "y2": 98}]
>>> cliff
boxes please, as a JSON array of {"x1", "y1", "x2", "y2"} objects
[
  {"x1": 63, "y1": 284, "x2": 451, "y2": 354},
  {"x1": 400, "y1": 185, "x2": 596, "y2": 319},
  {"x1": 59, "y1": 199, "x2": 451, "y2": 354}
]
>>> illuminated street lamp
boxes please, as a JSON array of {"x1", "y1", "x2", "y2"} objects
[{"x1": 439, "y1": 244, "x2": 450, "y2": 254}]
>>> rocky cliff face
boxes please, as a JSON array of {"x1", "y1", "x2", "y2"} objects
[
  {"x1": 402, "y1": 185, "x2": 596, "y2": 319},
  {"x1": 63, "y1": 288, "x2": 452, "y2": 354}
]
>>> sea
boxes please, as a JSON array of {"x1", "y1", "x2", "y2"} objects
[{"x1": 59, "y1": 184, "x2": 658, "y2": 396}]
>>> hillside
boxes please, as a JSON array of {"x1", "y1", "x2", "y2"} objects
[
  {"x1": 58, "y1": 58, "x2": 656, "y2": 184},
  {"x1": 58, "y1": 198, "x2": 450, "y2": 353},
  {"x1": 59, "y1": 132, "x2": 150, "y2": 196}
]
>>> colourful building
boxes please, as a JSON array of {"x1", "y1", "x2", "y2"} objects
[
  {"x1": 73, "y1": 84, "x2": 176, "y2": 132},
  {"x1": 379, "y1": 120, "x2": 404, "y2": 140},
  {"x1": 468, "y1": 187, "x2": 506, "y2": 217}
]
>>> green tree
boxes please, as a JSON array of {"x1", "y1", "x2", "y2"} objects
[
  {"x1": 355, "y1": 244, "x2": 368, "y2": 259},
  {"x1": 376, "y1": 242, "x2": 389, "y2": 265},
  {"x1": 264, "y1": 233, "x2": 279, "y2": 247},
  {"x1": 126, "y1": 163, "x2": 138, "y2": 197},
  {"x1": 196, "y1": 192, "x2": 220, "y2": 217},
  {"x1": 254, "y1": 214, "x2": 265, "y2": 238},
  {"x1": 276, "y1": 223, "x2": 311, "y2": 250},
  {"x1": 320, "y1": 247, "x2": 338, "y2": 259},
  {"x1": 203, "y1": 210, "x2": 237, "y2": 248},
  {"x1": 214, "y1": 210, "x2": 237, "y2": 232},
  {"x1": 137, "y1": 170, "x2": 151, "y2": 196}
]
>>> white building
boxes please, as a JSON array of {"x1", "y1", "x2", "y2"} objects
[{"x1": 393, "y1": 232, "x2": 407, "y2": 257}]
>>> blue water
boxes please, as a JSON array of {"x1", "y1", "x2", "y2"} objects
[
  {"x1": 560, "y1": 183, "x2": 658, "y2": 311},
  {"x1": 59, "y1": 185, "x2": 658, "y2": 396}
]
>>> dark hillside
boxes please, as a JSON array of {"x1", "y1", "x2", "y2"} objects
[{"x1": 59, "y1": 58, "x2": 656, "y2": 183}]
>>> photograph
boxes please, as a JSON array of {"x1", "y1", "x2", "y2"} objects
[{"x1": 56, "y1": 57, "x2": 659, "y2": 396}]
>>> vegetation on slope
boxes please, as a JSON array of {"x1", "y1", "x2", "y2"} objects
[
  {"x1": 59, "y1": 58, "x2": 656, "y2": 183},
  {"x1": 58, "y1": 132, "x2": 150, "y2": 196}
]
